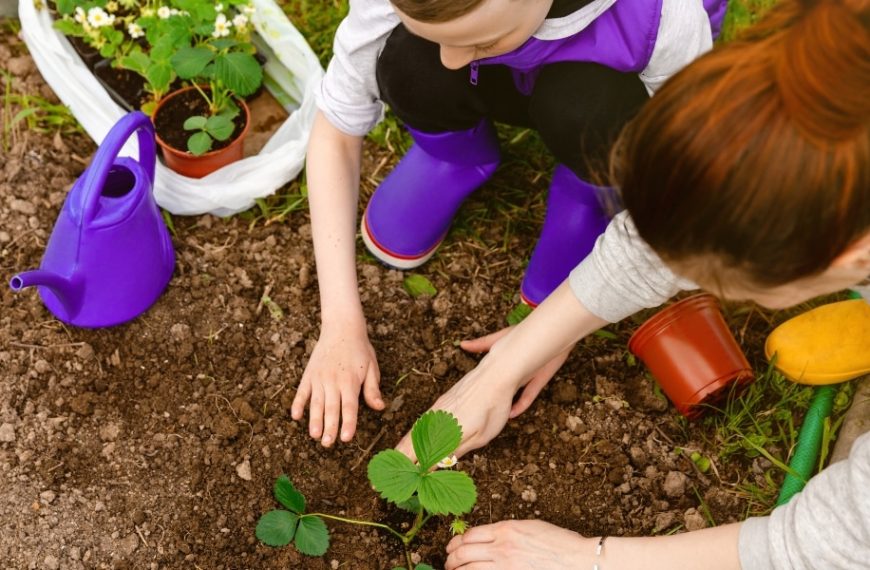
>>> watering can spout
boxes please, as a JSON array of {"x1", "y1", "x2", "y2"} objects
[{"x1": 10, "y1": 270, "x2": 83, "y2": 316}]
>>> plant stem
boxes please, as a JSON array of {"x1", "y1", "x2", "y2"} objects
[
  {"x1": 191, "y1": 83, "x2": 216, "y2": 114},
  {"x1": 404, "y1": 510, "x2": 433, "y2": 543},
  {"x1": 302, "y1": 513, "x2": 406, "y2": 544}
]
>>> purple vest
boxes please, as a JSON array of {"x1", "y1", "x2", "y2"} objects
[{"x1": 477, "y1": 0, "x2": 728, "y2": 95}]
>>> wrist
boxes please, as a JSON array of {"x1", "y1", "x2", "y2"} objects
[
  {"x1": 320, "y1": 303, "x2": 366, "y2": 334},
  {"x1": 475, "y1": 343, "x2": 529, "y2": 391}
]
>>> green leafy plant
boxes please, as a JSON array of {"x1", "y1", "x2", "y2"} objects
[
  {"x1": 53, "y1": 0, "x2": 132, "y2": 60},
  {"x1": 403, "y1": 274, "x2": 437, "y2": 298},
  {"x1": 52, "y1": 0, "x2": 263, "y2": 141},
  {"x1": 256, "y1": 411, "x2": 476, "y2": 569},
  {"x1": 182, "y1": 113, "x2": 234, "y2": 154}
]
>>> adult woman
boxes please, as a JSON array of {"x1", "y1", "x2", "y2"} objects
[{"x1": 398, "y1": 0, "x2": 870, "y2": 567}]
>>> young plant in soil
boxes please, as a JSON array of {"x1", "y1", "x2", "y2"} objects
[
  {"x1": 256, "y1": 411, "x2": 477, "y2": 570},
  {"x1": 165, "y1": 1, "x2": 262, "y2": 154}
]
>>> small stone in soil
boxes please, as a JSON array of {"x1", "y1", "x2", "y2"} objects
[
  {"x1": 684, "y1": 508, "x2": 707, "y2": 531},
  {"x1": 99, "y1": 422, "x2": 122, "y2": 442},
  {"x1": 553, "y1": 382, "x2": 579, "y2": 404},
  {"x1": 0, "y1": 422, "x2": 15, "y2": 442},
  {"x1": 43, "y1": 555, "x2": 60, "y2": 570},
  {"x1": 40, "y1": 490, "x2": 57, "y2": 504},
  {"x1": 663, "y1": 471, "x2": 688, "y2": 498},
  {"x1": 236, "y1": 459, "x2": 252, "y2": 481},
  {"x1": 117, "y1": 533, "x2": 140, "y2": 557},
  {"x1": 653, "y1": 511, "x2": 676, "y2": 532}
]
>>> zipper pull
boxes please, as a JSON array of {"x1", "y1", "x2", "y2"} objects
[{"x1": 470, "y1": 61, "x2": 479, "y2": 86}]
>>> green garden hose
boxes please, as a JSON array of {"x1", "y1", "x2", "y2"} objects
[
  {"x1": 776, "y1": 384, "x2": 836, "y2": 506},
  {"x1": 775, "y1": 291, "x2": 863, "y2": 506}
]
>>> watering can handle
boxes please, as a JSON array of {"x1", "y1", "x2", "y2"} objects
[{"x1": 81, "y1": 112, "x2": 157, "y2": 224}]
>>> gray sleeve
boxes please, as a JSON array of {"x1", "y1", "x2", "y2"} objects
[
  {"x1": 738, "y1": 432, "x2": 870, "y2": 569},
  {"x1": 568, "y1": 211, "x2": 697, "y2": 322},
  {"x1": 640, "y1": 0, "x2": 713, "y2": 94},
  {"x1": 315, "y1": 0, "x2": 399, "y2": 136}
]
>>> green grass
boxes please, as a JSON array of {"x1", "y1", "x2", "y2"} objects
[
  {"x1": 237, "y1": 178, "x2": 309, "y2": 229},
  {"x1": 720, "y1": 0, "x2": 779, "y2": 42},
  {"x1": 278, "y1": 0, "x2": 348, "y2": 68},
  {"x1": 1, "y1": 69, "x2": 82, "y2": 152},
  {"x1": 697, "y1": 362, "x2": 855, "y2": 516}
]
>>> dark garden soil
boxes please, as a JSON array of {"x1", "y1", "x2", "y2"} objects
[{"x1": 0, "y1": 23, "x2": 820, "y2": 570}]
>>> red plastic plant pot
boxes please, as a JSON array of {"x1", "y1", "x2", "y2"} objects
[
  {"x1": 152, "y1": 85, "x2": 251, "y2": 179},
  {"x1": 628, "y1": 294, "x2": 754, "y2": 418}
]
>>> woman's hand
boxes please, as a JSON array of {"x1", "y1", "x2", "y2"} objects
[
  {"x1": 291, "y1": 320, "x2": 384, "y2": 447},
  {"x1": 445, "y1": 520, "x2": 590, "y2": 569},
  {"x1": 394, "y1": 352, "x2": 521, "y2": 461},
  {"x1": 460, "y1": 327, "x2": 573, "y2": 418}
]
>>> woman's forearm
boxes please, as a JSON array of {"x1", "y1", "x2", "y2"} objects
[
  {"x1": 483, "y1": 282, "x2": 609, "y2": 387},
  {"x1": 306, "y1": 111, "x2": 367, "y2": 328},
  {"x1": 599, "y1": 523, "x2": 742, "y2": 570}
]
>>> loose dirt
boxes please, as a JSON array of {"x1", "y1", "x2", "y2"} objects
[{"x1": 0, "y1": 22, "x2": 821, "y2": 570}]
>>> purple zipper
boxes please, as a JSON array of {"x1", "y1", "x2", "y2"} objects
[{"x1": 469, "y1": 61, "x2": 479, "y2": 86}]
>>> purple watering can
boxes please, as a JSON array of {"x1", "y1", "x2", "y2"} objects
[{"x1": 9, "y1": 112, "x2": 174, "y2": 328}]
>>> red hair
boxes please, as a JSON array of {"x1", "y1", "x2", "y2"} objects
[{"x1": 616, "y1": 0, "x2": 870, "y2": 285}]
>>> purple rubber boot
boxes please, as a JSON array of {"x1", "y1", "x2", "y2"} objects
[
  {"x1": 520, "y1": 165, "x2": 611, "y2": 306},
  {"x1": 362, "y1": 120, "x2": 500, "y2": 269}
]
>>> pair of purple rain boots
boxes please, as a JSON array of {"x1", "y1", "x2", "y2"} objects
[{"x1": 361, "y1": 120, "x2": 610, "y2": 306}]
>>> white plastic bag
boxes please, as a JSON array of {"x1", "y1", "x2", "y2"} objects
[{"x1": 19, "y1": 0, "x2": 323, "y2": 216}]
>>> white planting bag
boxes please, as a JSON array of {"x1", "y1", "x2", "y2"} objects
[{"x1": 19, "y1": 0, "x2": 323, "y2": 216}]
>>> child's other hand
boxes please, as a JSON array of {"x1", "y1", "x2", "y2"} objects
[
  {"x1": 291, "y1": 323, "x2": 385, "y2": 447},
  {"x1": 461, "y1": 327, "x2": 572, "y2": 418}
]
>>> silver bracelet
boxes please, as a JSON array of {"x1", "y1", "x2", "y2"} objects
[{"x1": 592, "y1": 536, "x2": 608, "y2": 570}]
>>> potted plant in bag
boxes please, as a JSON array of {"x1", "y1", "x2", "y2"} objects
[{"x1": 149, "y1": 1, "x2": 262, "y2": 177}]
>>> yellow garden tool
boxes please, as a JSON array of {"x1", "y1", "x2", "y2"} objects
[{"x1": 765, "y1": 297, "x2": 870, "y2": 505}]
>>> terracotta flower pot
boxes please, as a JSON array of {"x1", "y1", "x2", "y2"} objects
[
  {"x1": 628, "y1": 294, "x2": 754, "y2": 418},
  {"x1": 152, "y1": 85, "x2": 251, "y2": 179}
]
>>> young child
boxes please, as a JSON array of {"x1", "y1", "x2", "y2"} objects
[
  {"x1": 293, "y1": 0, "x2": 728, "y2": 447},
  {"x1": 396, "y1": 0, "x2": 870, "y2": 567}
]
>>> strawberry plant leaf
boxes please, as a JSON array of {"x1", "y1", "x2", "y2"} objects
[
  {"x1": 368, "y1": 449, "x2": 421, "y2": 504},
  {"x1": 403, "y1": 274, "x2": 437, "y2": 298},
  {"x1": 144, "y1": 62, "x2": 173, "y2": 93},
  {"x1": 183, "y1": 116, "x2": 208, "y2": 131},
  {"x1": 255, "y1": 510, "x2": 298, "y2": 547},
  {"x1": 274, "y1": 475, "x2": 306, "y2": 513},
  {"x1": 417, "y1": 470, "x2": 477, "y2": 515},
  {"x1": 395, "y1": 495, "x2": 421, "y2": 514},
  {"x1": 205, "y1": 114, "x2": 234, "y2": 141},
  {"x1": 416, "y1": 565, "x2": 435, "y2": 570},
  {"x1": 119, "y1": 51, "x2": 151, "y2": 75},
  {"x1": 214, "y1": 52, "x2": 263, "y2": 97},
  {"x1": 294, "y1": 516, "x2": 330, "y2": 556},
  {"x1": 412, "y1": 410, "x2": 462, "y2": 471},
  {"x1": 187, "y1": 132, "x2": 213, "y2": 156},
  {"x1": 171, "y1": 46, "x2": 214, "y2": 79}
]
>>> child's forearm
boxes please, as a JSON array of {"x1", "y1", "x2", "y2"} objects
[
  {"x1": 483, "y1": 282, "x2": 609, "y2": 389},
  {"x1": 306, "y1": 111, "x2": 367, "y2": 329}
]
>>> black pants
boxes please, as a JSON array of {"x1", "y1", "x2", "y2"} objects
[{"x1": 376, "y1": 25, "x2": 649, "y2": 180}]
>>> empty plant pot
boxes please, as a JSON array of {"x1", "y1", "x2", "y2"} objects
[{"x1": 628, "y1": 294, "x2": 754, "y2": 418}]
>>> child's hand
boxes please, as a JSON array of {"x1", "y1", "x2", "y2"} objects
[{"x1": 291, "y1": 325, "x2": 385, "y2": 447}]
